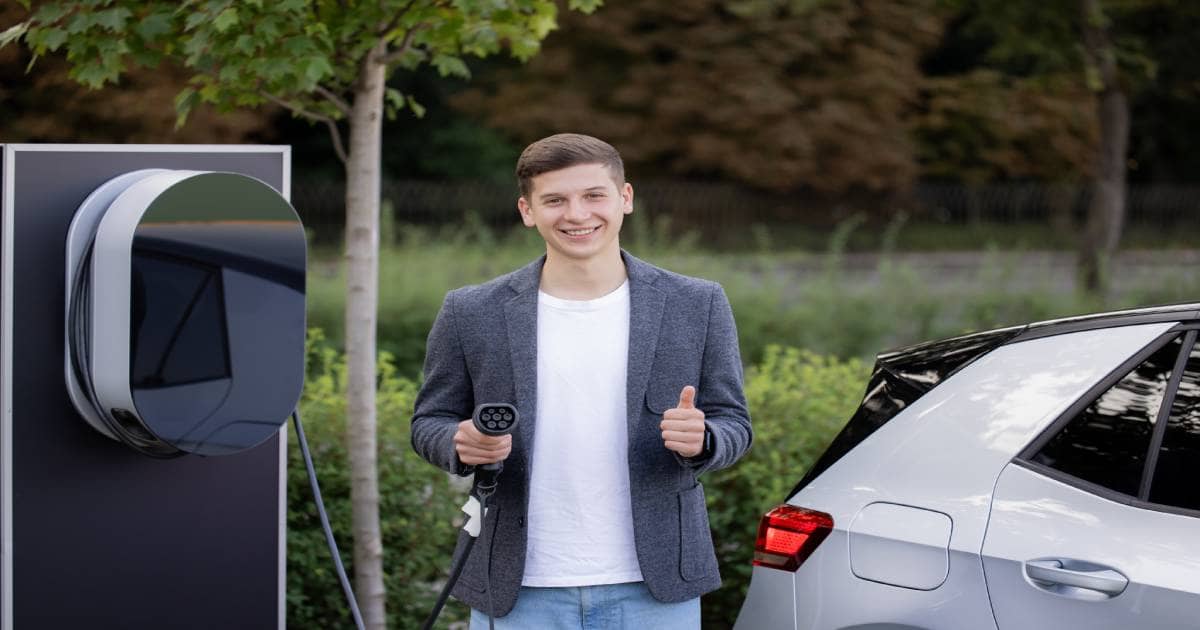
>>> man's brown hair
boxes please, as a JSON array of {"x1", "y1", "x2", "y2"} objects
[{"x1": 515, "y1": 133, "x2": 625, "y2": 198}]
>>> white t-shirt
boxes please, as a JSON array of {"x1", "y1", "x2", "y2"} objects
[{"x1": 522, "y1": 279, "x2": 644, "y2": 587}]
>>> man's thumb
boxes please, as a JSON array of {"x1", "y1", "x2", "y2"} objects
[{"x1": 678, "y1": 385, "x2": 696, "y2": 409}]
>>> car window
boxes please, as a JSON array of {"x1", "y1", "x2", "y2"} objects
[
  {"x1": 1149, "y1": 340, "x2": 1200, "y2": 511},
  {"x1": 1031, "y1": 335, "x2": 1184, "y2": 497}
]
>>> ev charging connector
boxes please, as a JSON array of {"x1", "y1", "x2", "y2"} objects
[{"x1": 422, "y1": 403, "x2": 519, "y2": 630}]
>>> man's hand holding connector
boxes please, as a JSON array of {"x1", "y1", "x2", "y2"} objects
[{"x1": 454, "y1": 419, "x2": 513, "y2": 465}]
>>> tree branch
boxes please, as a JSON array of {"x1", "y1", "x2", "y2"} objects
[
  {"x1": 377, "y1": 25, "x2": 424, "y2": 66},
  {"x1": 324, "y1": 118, "x2": 350, "y2": 164},
  {"x1": 315, "y1": 84, "x2": 353, "y2": 116},
  {"x1": 260, "y1": 91, "x2": 349, "y2": 163},
  {"x1": 378, "y1": 0, "x2": 419, "y2": 37}
]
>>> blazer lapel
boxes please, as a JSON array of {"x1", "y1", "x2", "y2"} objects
[
  {"x1": 504, "y1": 257, "x2": 543, "y2": 468},
  {"x1": 623, "y1": 252, "x2": 665, "y2": 436}
]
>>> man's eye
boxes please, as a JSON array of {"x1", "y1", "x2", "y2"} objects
[
  {"x1": 586, "y1": 193, "x2": 606, "y2": 199},
  {"x1": 545, "y1": 198, "x2": 563, "y2": 205}
]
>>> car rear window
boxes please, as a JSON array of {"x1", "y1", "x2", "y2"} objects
[{"x1": 787, "y1": 326, "x2": 1022, "y2": 499}]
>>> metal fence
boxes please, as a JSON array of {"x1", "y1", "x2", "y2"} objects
[{"x1": 291, "y1": 178, "x2": 1200, "y2": 247}]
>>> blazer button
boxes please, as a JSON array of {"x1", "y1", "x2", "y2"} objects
[{"x1": 518, "y1": 517, "x2": 525, "y2": 527}]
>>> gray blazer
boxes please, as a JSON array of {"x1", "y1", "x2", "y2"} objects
[{"x1": 411, "y1": 250, "x2": 752, "y2": 616}]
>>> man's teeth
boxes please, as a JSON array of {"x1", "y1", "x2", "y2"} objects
[{"x1": 564, "y1": 227, "x2": 597, "y2": 236}]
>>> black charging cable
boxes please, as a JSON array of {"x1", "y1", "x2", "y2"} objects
[
  {"x1": 292, "y1": 410, "x2": 366, "y2": 630},
  {"x1": 421, "y1": 404, "x2": 518, "y2": 630}
]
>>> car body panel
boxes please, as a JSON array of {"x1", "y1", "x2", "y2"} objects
[
  {"x1": 734, "y1": 565, "x2": 797, "y2": 629},
  {"x1": 736, "y1": 535, "x2": 999, "y2": 630},
  {"x1": 982, "y1": 463, "x2": 1200, "y2": 630},
  {"x1": 849, "y1": 502, "x2": 952, "y2": 590},
  {"x1": 735, "y1": 322, "x2": 1175, "y2": 629}
]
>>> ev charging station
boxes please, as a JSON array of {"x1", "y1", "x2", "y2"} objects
[{"x1": 0, "y1": 145, "x2": 300, "y2": 629}]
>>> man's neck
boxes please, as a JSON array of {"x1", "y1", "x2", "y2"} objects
[{"x1": 539, "y1": 249, "x2": 627, "y2": 300}]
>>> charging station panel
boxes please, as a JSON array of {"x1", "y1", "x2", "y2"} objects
[{"x1": 1, "y1": 145, "x2": 289, "y2": 629}]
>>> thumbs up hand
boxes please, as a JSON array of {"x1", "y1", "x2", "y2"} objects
[{"x1": 661, "y1": 385, "x2": 706, "y2": 458}]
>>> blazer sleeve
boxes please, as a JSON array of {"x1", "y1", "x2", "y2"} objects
[
  {"x1": 411, "y1": 290, "x2": 475, "y2": 476},
  {"x1": 689, "y1": 283, "x2": 753, "y2": 476}
]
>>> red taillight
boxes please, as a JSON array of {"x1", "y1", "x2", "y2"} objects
[{"x1": 752, "y1": 505, "x2": 833, "y2": 571}]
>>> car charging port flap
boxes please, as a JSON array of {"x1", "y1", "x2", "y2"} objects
[{"x1": 752, "y1": 505, "x2": 834, "y2": 572}]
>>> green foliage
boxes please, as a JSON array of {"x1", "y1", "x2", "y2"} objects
[
  {"x1": 290, "y1": 330, "x2": 469, "y2": 628},
  {"x1": 703, "y1": 347, "x2": 870, "y2": 628},
  {"x1": 6, "y1": 0, "x2": 603, "y2": 127}
]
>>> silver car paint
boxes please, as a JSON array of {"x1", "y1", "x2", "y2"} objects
[
  {"x1": 849, "y1": 502, "x2": 952, "y2": 590},
  {"x1": 983, "y1": 463, "x2": 1200, "y2": 629},
  {"x1": 734, "y1": 322, "x2": 1175, "y2": 630}
]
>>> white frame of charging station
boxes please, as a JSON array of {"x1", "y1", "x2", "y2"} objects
[{"x1": 1, "y1": 144, "x2": 291, "y2": 630}]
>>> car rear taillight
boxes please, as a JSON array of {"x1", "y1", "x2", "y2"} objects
[{"x1": 752, "y1": 505, "x2": 833, "y2": 572}]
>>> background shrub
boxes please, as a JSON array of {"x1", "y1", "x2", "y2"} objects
[{"x1": 289, "y1": 330, "x2": 469, "y2": 629}]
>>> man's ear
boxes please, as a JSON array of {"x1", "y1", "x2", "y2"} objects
[
  {"x1": 622, "y1": 183, "x2": 634, "y2": 215},
  {"x1": 517, "y1": 197, "x2": 536, "y2": 227}
]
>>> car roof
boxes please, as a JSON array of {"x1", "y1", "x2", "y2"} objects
[
  {"x1": 1013, "y1": 301, "x2": 1200, "y2": 342},
  {"x1": 880, "y1": 302, "x2": 1200, "y2": 360}
]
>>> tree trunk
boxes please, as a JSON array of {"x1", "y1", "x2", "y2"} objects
[
  {"x1": 1078, "y1": 0, "x2": 1131, "y2": 296},
  {"x1": 344, "y1": 40, "x2": 388, "y2": 629}
]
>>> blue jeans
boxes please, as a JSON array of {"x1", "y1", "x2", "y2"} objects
[{"x1": 469, "y1": 582, "x2": 700, "y2": 630}]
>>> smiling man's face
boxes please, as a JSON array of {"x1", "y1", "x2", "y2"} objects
[{"x1": 518, "y1": 162, "x2": 634, "y2": 264}]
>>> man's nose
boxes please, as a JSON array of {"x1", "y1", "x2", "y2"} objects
[{"x1": 564, "y1": 197, "x2": 589, "y2": 220}]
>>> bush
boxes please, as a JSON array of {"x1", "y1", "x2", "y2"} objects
[
  {"x1": 701, "y1": 347, "x2": 871, "y2": 629},
  {"x1": 288, "y1": 330, "x2": 469, "y2": 629}
]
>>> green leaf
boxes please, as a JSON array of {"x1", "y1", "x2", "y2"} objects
[
  {"x1": 213, "y1": 7, "x2": 240, "y2": 32},
  {"x1": 184, "y1": 11, "x2": 209, "y2": 32},
  {"x1": 135, "y1": 11, "x2": 174, "y2": 40},
  {"x1": 94, "y1": 7, "x2": 133, "y2": 32},
  {"x1": 65, "y1": 12, "x2": 93, "y2": 35},
  {"x1": 219, "y1": 63, "x2": 242, "y2": 83},
  {"x1": 431, "y1": 53, "x2": 469, "y2": 78},
  {"x1": 406, "y1": 95, "x2": 426, "y2": 118},
  {"x1": 199, "y1": 82, "x2": 220, "y2": 102},
  {"x1": 567, "y1": 0, "x2": 603, "y2": 13},
  {"x1": 259, "y1": 57, "x2": 291, "y2": 82},
  {"x1": 174, "y1": 87, "x2": 198, "y2": 128},
  {"x1": 528, "y1": 10, "x2": 558, "y2": 39},
  {"x1": 234, "y1": 34, "x2": 256, "y2": 54},
  {"x1": 31, "y1": 4, "x2": 70, "y2": 24},
  {"x1": 304, "y1": 56, "x2": 333, "y2": 83},
  {"x1": 72, "y1": 63, "x2": 115, "y2": 88},
  {"x1": 384, "y1": 87, "x2": 404, "y2": 110}
]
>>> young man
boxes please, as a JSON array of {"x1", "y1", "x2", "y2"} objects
[{"x1": 411, "y1": 133, "x2": 752, "y2": 629}]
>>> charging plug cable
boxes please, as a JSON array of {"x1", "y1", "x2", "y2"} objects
[
  {"x1": 292, "y1": 410, "x2": 366, "y2": 630},
  {"x1": 422, "y1": 404, "x2": 518, "y2": 630}
]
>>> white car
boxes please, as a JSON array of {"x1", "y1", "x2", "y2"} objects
[{"x1": 734, "y1": 304, "x2": 1200, "y2": 630}]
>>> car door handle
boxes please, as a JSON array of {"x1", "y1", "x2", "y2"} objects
[{"x1": 1025, "y1": 559, "x2": 1128, "y2": 596}]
